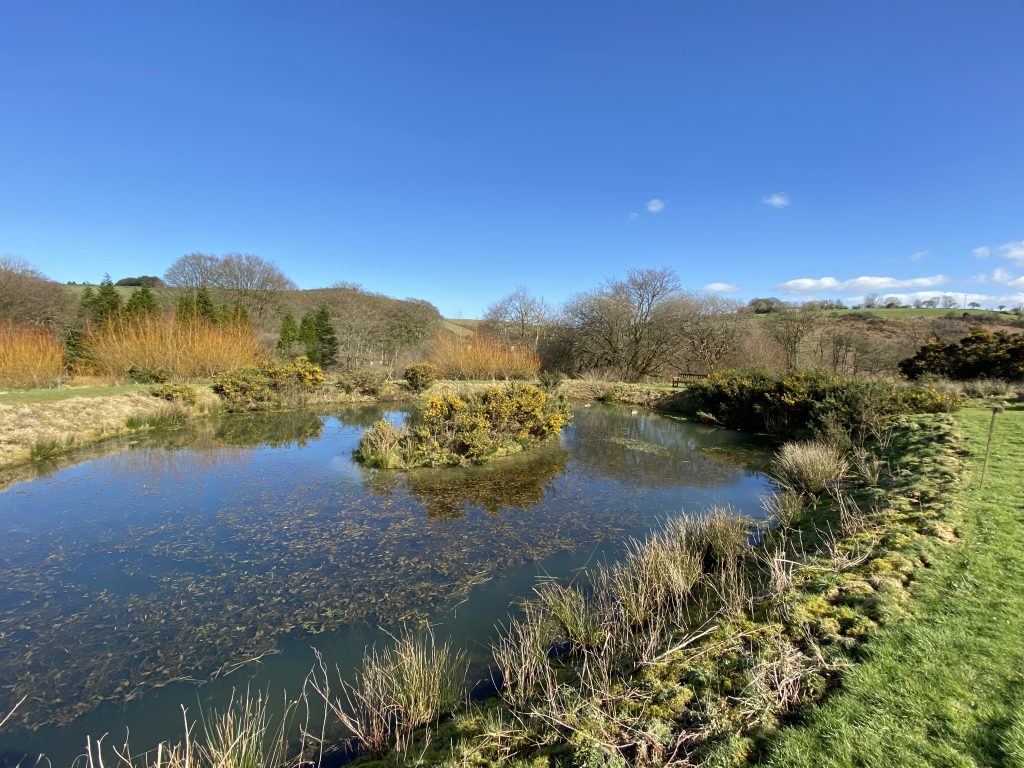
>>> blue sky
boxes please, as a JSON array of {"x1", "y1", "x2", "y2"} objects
[{"x1": 2, "y1": 1, "x2": 1023, "y2": 316}]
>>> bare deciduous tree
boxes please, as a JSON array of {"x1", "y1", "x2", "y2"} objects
[
  {"x1": 564, "y1": 267, "x2": 681, "y2": 381},
  {"x1": 673, "y1": 294, "x2": 745, "y2": 373},
  {"x1": 482, "y1": 287, "x2": 552, "y2": 352},
  {"x1": 766, "y1": 307, "x2": 818, "y2": 372},
  {"x1": 163, "y1": 252, "x2": 221, "y2": 289},
  {"x1": 0, "y1": 256, "x2": 73, "y2": 327},
  {"x1": 164, "y1": 251, "x2": 296, "y2": 320}
]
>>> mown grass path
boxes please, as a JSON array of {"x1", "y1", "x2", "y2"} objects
[{"x1": 766, "y1": 405, "x2": 1024, "y2": 767}]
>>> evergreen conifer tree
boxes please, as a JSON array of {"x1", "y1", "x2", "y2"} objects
[
  {"x1": 313, "y1": 306, "x2": 339, "y2": 368},
  {"x1": 177, "y1": 287, "x2": 218, "y2": 323},
  {"x1": 277, "y1": 312, "x2": 300, "y2": 357},
  {"x1": 297, "y1": 306, "x2": 338, "y2": 367},
  {"x1": 125, "y1": 284, "x2": 159, "y2": 316},
  {"x1": 92, "y1": 274, "x2": 123, "y2": 323}
]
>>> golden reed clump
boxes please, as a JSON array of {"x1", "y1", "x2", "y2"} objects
[
  {"x1": 0, "y1": 322, "x2": 65, "y2": 388},
  {"x1": 80, "y1": 312, "x2": 264, "y2": 380},
  {"x1": 428, "y1": 331, "x2": 539, "y2": 380}
]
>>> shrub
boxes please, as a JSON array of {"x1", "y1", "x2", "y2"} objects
[
  {"x1": 683, "y1": 370, "x2": 959, "y2": 439},
  {"x1": 403, "y1": 362, "x2": 437, "y2": 393},
  {"x1": 128, "y1": 365, "x2": 170, "y2": 384},
  {"x1": 80, "y1": 313, "x2": 263, "y2": 380},
  {"x1": 337, "y1": 366, "x2": 390, "y2": 396},
  {"x1": 0, "y1": 322, "x2": 64, "y2": 389},
  {"x1": 538, "y1": 369, "x2": 565, "y2": 391},
  {"x1": 212, "y1": 358, "x2": 324, "y2": 411},
  {"x1": 355, "y1": 382, "x2": 570, "y2": 468},
  {"x1": 428, "y1": 332, "x2": 540, "y2": 380},
  {"x1": 150, "y1": 383, "x2": 199, "y2": 405},
  {"x1": 899, "y1": 329, "x2": 1024, "y2": 381},
  {"x1": 771, "y1": 439, "x2": 849, "y2": 496}
]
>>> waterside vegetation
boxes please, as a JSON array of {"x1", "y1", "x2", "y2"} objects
[{"x1": 6, "y1": 371, "x2": 1007, "y2": 768}]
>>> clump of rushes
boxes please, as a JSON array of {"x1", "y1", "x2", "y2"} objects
[
  {"x1": 354, "y1": 382, "x2": 570, "y2": 468},
  {"x1": 771, "y1": 438, "x2": 849, "y2": 496},
  {"x1": 311, "y1": 629, "x2": 468, "y2": 757}
]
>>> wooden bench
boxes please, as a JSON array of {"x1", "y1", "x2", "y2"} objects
[{"x1": 671, "y1": 372, "x2": 707, "y2": 388}]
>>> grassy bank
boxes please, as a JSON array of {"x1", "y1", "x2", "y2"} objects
[{"x1": 764, "y1": 404, "x2": 1024, "y2": 767}]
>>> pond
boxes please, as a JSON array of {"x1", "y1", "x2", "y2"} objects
[{"x1": 0, "y1": 403, "x2": 772, "y2": 764}]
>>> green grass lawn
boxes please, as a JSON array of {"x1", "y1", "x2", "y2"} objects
[
  {"x1": 0, "y1": 383, "x2": 150, "y2": 405},
  {"x1": 765, "y1": 404, "x2": 1024, "y2": 767}
]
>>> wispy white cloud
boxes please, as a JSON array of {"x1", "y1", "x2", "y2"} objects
[
  {"x1": 779, "y1": 274, "x2": 949, "y2": 294},
  {"x1": 704, "y1": 282, "x2": 740, "y2": 293},
  {"x1": 645, "y1": 198, "x2": 666, "y2": 213},
  {"x1": 999, "y1": 240, "x2": 1024, "y2": 265},
  {"x1": 629, "y1": 211, "x2": 639, "y2": 222},
  {"x1": 762, "y1": 192, "x2": 791, "y2": 209},
  {"x1": 909, "y1": 250, "x2": 929, "y2": 261},
  {"x1": 972, "y1": 245, "x2": 991, "y2": 258},
  {"x1": 992, "y1": 267, "x2": 1024, "y2": 288},
  {"x1": 848, "y1": 290, "x2": 1024, "y2": 309}
]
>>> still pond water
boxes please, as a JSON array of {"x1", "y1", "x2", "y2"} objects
[{"x1": 0, "y1": 404, "x2": 772, "y2": 764}]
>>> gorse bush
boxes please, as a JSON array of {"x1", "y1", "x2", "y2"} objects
[
  {"x1": 684, "y1": 369, "x2": 959, "y2": 439},
  {"x1": 150, "y1": 383, "x2": 199, "y2": 406},
  {"x1": 80, "y1": 313, "x2": 263, "y2": 380},
  {"x1": 212, "y1": 357, "x2": 324, "y2": 411},
  {"x1": 355, "y1": 383, "x2": 570, "y2": 468},
  {"x1": 337, "y1": 366, "x2": 389, "y2": 396},
  {"x1": 900, "y1": 329, "x2": 1024, "y2": 381},
  {"x1": 0, "y1": 322, "x2": 64, "y2": 388},
  {"x1": 428, "y1": 332, "x2": 540, "y2": 380},
  {"x1": 127, "y1": 365, "x2": 170, "y2": 384},
  {"x1": 403, "y1": 362, "x2": 437, "y2": 393}
]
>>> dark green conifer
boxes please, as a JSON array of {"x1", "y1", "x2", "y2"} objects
[
  {"x1": 277, "y1": 312, "x2": 300, "y2": 357},
  {"x1": 125, "y1": 284, "x2": 159, "y2": 316},
  {"x1": 92, "y1": 274, "x2": 123, "y2": 323}
]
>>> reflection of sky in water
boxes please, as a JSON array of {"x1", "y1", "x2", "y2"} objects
[{"x1": 0, "y1": 404, "x2": 772, "y2": 764}]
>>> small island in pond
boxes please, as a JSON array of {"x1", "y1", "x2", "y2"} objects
[{"x1": 354, "y1": 382, "x2": 571, "y2": 468}]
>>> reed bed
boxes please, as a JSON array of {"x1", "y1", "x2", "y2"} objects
[
  {"x1": 81, "y1": 313, "x2": 264, "y2": 380},
  {"x1": 0, "y1": 321, "x2": 65, "y2": 389},
  {"x1": 428, "y1": 331, "x2": 539, "y2": 380}
]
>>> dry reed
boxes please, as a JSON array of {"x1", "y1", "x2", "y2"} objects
[
  {"x1": 81, "y1": 313, "x2": 264, "y2": 380},
  {"x1": 0, "y1": 322, "x2": 65, "y2": 389},
  {"x1": 428, "y1": 332, "x2": 539, "y2": 380}
]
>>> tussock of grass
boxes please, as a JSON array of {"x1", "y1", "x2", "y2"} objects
[{"x1": 771, "y1": 439, "x2": 848, "y2": 496}]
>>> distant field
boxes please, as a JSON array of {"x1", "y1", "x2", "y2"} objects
[
  {"x1": 825, "y1": 307, "x2": 1005, "y2": 318},
  {"x1": 443, "y1": 318, "x2": 479, "y2": 336}
]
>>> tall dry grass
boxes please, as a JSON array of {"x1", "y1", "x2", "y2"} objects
[
  {"x1": 428, "y1": 332, "x2": 539, "y2": 380},
  {"x1": 0, "y1": 322, "x2": 65, "y2": 389},
  {"x1": 81, "y1": 313, "x2": 264, "y2": 380}
]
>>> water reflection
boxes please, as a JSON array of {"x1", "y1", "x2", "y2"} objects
[{"x1": 0, "y1": 403, "x2": 771, "y2": 754}]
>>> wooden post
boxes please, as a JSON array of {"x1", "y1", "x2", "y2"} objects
[{"x1": 980, "y1": 405, "x2": 1003, "y2": 488}]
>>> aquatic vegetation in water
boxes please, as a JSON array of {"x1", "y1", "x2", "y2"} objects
[{"x1": 0, "y1": 404, "x2": 768, "y2": 733}]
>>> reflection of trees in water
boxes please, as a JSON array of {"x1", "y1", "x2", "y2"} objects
[
  {"x1": 563, "y1": 406, "x2": 768, "y2": 489},
  {"x1": 403, "y1": 448, "x2": 569, "y2": 518},
  {"x1": 211, "y1": 410, "x2": 323, "y2": 447}
]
